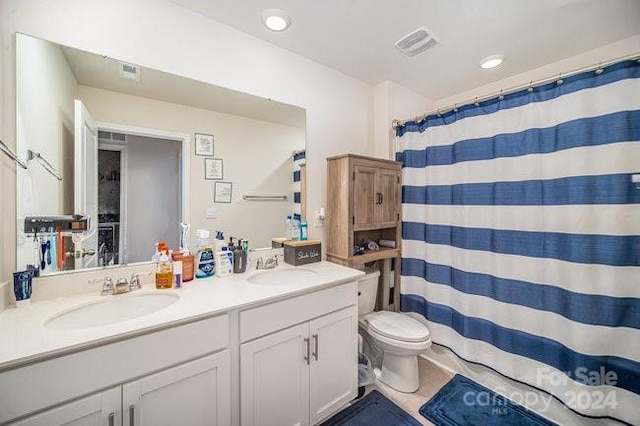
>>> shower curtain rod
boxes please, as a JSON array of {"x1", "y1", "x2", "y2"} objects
[{"x1": 392, "y1": 51, "x2": 640, "y2": 129}]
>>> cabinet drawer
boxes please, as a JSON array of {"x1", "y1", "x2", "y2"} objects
[
  {"x1": 240, "y1": 281, "x2": 357, "y2": 343},
  {"x1": 0, "y1": 314, "x2": 228, "y2": 424}
]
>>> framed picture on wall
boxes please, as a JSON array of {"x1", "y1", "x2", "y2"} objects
[
  {"x1": 205, "y1": 158, "x2": 223, "y2": 180},
  {"x1": 195, "y1": 133, "x2": 214, "y2": 156},
  {"x1": 214, "y1": 181, "x2": 232, "y2": 203}
]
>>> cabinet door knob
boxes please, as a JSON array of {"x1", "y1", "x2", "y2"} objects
[
  {"x1": 312, "y1": 334, "x2": 319, "y2": 361},
  {"x1": 304, "y1": 337, "x2": 310, "y2": 365},
  {"x1": 129, "y1": 405, "x2": 135, "y2": 426},
  {"x1": 108, "y1": 412, "x2": 115, "y2": 426}
]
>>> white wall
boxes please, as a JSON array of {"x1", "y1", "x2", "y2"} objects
[
  {"x1": 0, "y1": 0, "x2": 374, "y2": 279},
  {"x1": 79, "y1": 85, "x2": 304, "y2": 252},
  {"x1": 373, "y1": 80, "x2": 433, "y2": 159},
  {"x1": 15, "y1": 34, "x2": 77, "y2": 270}
]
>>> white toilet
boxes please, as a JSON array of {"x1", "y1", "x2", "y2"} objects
[{"x1": 358, "y1": 268, "x2": 431, "y2": 393}]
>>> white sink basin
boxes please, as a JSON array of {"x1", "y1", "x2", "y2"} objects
[
  {"x1": 45, "y1": 292, "x2": 180, "y2": 330},
  {"x1": 248, "y1": 268, "x2": 318, "y2": 285}
]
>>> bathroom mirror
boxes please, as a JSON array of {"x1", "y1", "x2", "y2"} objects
[{"x1": 15, "y1": 33, "x2": 306, "y2": 275}]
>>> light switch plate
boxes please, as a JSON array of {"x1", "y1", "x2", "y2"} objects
[{"x1": 206, "y1": 207, "x2": 217, "y2": 219}]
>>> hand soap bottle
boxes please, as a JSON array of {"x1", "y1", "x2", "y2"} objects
[
  {"x1": 232, "y1": 238, "x2": 247, "y2": 273},
  {"x1": 155, "y1": 250, "x2": 173, "y2": 289}
]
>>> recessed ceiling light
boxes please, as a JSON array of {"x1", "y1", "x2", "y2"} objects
[
  {"x1": 262, "y1": 9, "x2": 291, "y2": 32},
  {"x1": 479, "y1": 54, "x2": 505, "y2": 69}
]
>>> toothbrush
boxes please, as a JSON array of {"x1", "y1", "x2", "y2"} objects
[
  {"x1": 180, "y1": 222, "x2": 191, "y2": 254},
  {"x1": 46, "y1": 227, "x2": 52, "y2": 266},
  {"x1": 40, "y1": 235, "x2": 47, "y2": 270}
]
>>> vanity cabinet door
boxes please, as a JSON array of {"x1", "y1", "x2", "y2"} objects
[
  {"x1": 8, "y1": 387, "x2": 120, "y2": 426},
  {"x1": 122, "y1": 350, "x2": 231, "y2": 426},
  {"x1": 308, "y1": 307, "x2": 358, "y2": 425},
  {"x1": 240, "y1": 323, "x2": 310, "y2": 426}
]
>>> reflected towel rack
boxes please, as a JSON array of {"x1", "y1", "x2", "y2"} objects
[
  {"x1": 242, "y1": 194, "x2": 288, "y2": 201},
  {"x1": 0, "y1": 139, "x2": 28, "y2": 169},
  {"x1": 27, "y1": 149, "x2": 63, "y2": 181}
]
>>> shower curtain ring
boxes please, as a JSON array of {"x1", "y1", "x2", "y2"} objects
[
  {"x1": 527, "y1": 81, "x2": 533, "y2": 93},
  {"x1": 498, "y1": 90, "x2": 504, "y2": 101},
  {"x1": 556, "y1": 73, "x2": 564, "y2": 85},
  {"x1": 474, "y1": 97, "x2": 479, "y2": 107},
  {"x1": 595, "y1": 63, "x2": 604, "y2": 75}
]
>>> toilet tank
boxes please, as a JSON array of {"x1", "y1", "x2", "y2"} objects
[{"x1": 358, "y1": 268, "x2": 381, "y2": 316}]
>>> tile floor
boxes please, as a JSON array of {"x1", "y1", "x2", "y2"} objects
[{"x1": 364, "y1": 356, "x2": 454, "y2": 425}]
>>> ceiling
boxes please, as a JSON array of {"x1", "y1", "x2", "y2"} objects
[
  {"x1": 60, "y1": 44, "x2": 306, "y2": 129},
  {"x1": 168, "y1": 0, "x2": 640, "y2": 101}
]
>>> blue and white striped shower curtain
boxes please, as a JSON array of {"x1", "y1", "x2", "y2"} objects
[
  {"x1": 395, "y1": 60, "x2": 640, "y2": 425},
  {"x1": 292, "y1": 150, "x2": 306, "y2": 221}
]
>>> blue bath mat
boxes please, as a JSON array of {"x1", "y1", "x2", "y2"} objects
[
  {"x1": 420, "y1": 374, "x2": 557, "y2": 426},
  {"x1": 320, "y1": 390, "x2": 421, "y2": 426}
]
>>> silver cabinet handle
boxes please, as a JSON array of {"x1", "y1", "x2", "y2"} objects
[
  {"x1": 129, "y1": 405, "x2": 135, "y2": 426},
  {"x1": 304, "y1": 337, "x2": 310, "y2": 365},
  {"x1": 312, "y1": 334, "x2": 319, "y2": 361},
  {"x1": 108, "y1": 412, "x2": 115, "y2": 426}
]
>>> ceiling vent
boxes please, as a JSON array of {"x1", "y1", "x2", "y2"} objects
[
  {"x1": 395, "y1": 27, "x2": 440, "y2": 57},
  {"x1": 118, "y1": 61, "x2": 140, "y2": 82}
]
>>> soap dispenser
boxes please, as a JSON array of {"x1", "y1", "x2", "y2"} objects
[{"x1": 232, "y1": 238, "x2": 247, "y2": 273}]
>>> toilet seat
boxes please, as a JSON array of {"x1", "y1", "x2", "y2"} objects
[{"x1": 364, "y1": 311, "x2": 430, "y2": 343}]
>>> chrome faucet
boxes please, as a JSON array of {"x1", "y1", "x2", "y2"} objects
[
  {"x1": 256, "y1": 254, "x2": 281, "y2": 269},
  {"x1": 89, "y1": 276, "x2": 115, "y2": 296},
  {"x1": 90, "y1": 271, "x2": 151, "y2": 296}
]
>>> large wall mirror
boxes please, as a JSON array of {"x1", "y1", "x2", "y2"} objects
[{"x1": 15, "y1": 33, "x2": 306, "y2": 275}]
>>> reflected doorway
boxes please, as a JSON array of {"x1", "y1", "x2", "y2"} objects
[{"x1": 97, "y1": 130, "x2": 182, "y2": 266}]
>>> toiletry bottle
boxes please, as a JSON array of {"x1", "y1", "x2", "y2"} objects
[
  {"x1": 285, "y1": 215, "x2": 292, "y2": 239},
  {"x1": 155, "y1": 250, "x2": 173, "y2": 289},
  {"x1": 195, "y1": 229, "x2": 215, "y2": 278},
  {"x1": 215, "y1": 247, "x2": 233, "y2": 277},
  {"x1": 233, "y1": 238, "x2": 247, "y2": 273},
  {"x1": 173, "y1": 260, "x2": 183, "y2": 288},
  {"x1": 290, "y1": 216, "x2": 300, "y2": 241},
  {"x1": 300, "y1": 221, "x2": 308, "y2": 241}
]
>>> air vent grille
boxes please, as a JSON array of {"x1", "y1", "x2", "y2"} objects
[
  {"x1": 98, "y1": 131, "x2": 126, "y2": 142},
  {"x1": 395, "y1": 27, "x2": 440, "y2": 57},
  {"x1": 118, "y1": 61, "x2": 140, "y2": 82}
]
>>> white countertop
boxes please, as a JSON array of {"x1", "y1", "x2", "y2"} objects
[{"x1": 0, "y1": 261, "x2": 364, "y2": 372}]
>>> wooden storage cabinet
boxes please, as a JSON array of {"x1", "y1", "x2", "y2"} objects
[{"x1": 326, "y1": 154, "x2": 402, "y2": 310}]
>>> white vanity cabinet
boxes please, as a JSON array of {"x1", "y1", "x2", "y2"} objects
[
  {"x1": 7, "y1": 387, "x2": 121, "y2": 426},
  {"x1": 1, "y1": 315, "x2": 230, "y2": 426},
  {"x1": 9, "y1": 351, "x2": 230, "y2": 426},
  {"x1": 239, "y1": 282, "x2": 358, "y2": 426}
]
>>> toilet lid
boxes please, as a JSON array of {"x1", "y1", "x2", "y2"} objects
[{"x1": 365, "y1": 311, "x2": 430, "y2": 343}]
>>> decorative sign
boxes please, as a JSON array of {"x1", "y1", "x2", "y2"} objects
[
  {"x1": 205, "y1": 158, "x2": 223, "y2": 180},
  {"x1": 283, "y1": 240, "x2": 322, "y2": 266},
  {"x1": 214, "y1": 181, "x2": 232, "y2": 203},
  {"x1": 195, "y1": 133, "x2": 214, "y2": 156}
]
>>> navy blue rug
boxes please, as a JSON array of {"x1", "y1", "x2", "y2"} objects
[
  {"x1": 420, "y1": 374, "x2": 557, "y2": 426},
  {"x1": 320, "y1": 390, "x2": 421, "y2": 426}
]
